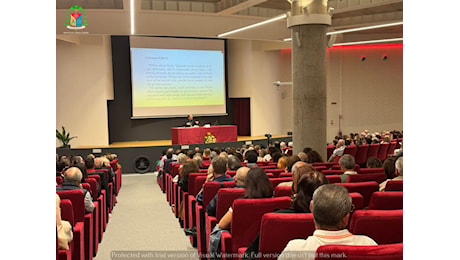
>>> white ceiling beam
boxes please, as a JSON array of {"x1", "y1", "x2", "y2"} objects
[{"x1": 216, "y1": 0, "x2": 267, "y2": 15}]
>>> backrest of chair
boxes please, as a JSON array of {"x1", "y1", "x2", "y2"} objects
[
  {"x1": 273, "y1": 185, "x2": 293, "y2": 197},
  {"x1": 259, "y1": 213, "x2": 315, "y2": 258},
  {"x1": 331, "y1": 164, "x2": 360, "y2": 171},
  {"x1": 56, "y1": 176, "x2": 63, "y2": 185},
  {"x1": 355, "y1": 145, "x2": 369, "y2": 166},
  {"x1": 81, "y1": 183, "x2": 94, "y2": 199},
  {"x1": 368, "y1": 192, "x2": 403, "y2": 210},
  {"x1": 387, "y1": 142, "x2": 397, "y2": 156},
  {"x1": 322, "y1": 170, "x2": 343, "y2": 175},
  {"x1": 315, "y1": 243, "x2": 403, "y2": 260},
  {"x1": 377, "y1": 143, "x2": 390, "y2": 161},
  {"x1": 349, "y1": 210, "x2": 403, "y2": 244},
  {"x1": 313, "y1": 166, "x2": 328, "y2": 173},
  {"x1": 59, "y1": 199, "x2": 75, "y2": 226},
  {"x1": 347, "y1": 173, "x2": 387, "y2": 184},
  {"x1": 227, "y1": 170, "x2": 237, "y2": 177},
  {"x1": 187, "y1": 173, "x2": 207, "y2": 195},
  {"x1": 202, "y1": 181, "x2": 236, "y2": 208},
  {"x1": 327, "y1": 145, "x2": 334, "y2": 160},
  {"x1": 85, "y1": 178, "x2": 99, "y2": 198},
  {"x1": 56, "y1": 190, "x2": 85, "y2": 222},
  {"x1": 269, "y1": 177, "x2": 293, "y2": 188},
  {"x1": 349, "y1": 192, "x2": 364, "y2": 210},
  {"x1": 265, "y1": 169, "x2": 285, "y2": 178},
  {"x1": 279, "y1": 172, "x2": 293, "y2": 178},
  {"x1": 359, "y1": 168, "x2": 384, "y2": 174},
  {"x1": 192, "y1": 176, "x2": 207, "y2": 197},
  {"x1": 231, "y1": 197, "x2": 292, "y2": 252},
  {"x1": 344, "y1": 145, "x2": 358, "y2": 158},
  {"x1": 336, "y1": 181, "x2": 379, "y2": 207},
  {"x1": 87, "y1": 174, "x2": 101, "y2": 188},
  {"x1": 367, "y1": 144, "x2": 380, "y2": 158},
  {"x1": 385, "y1": 180, "x2": 403, "y2": 191},
  {"x1": 325, "y1": 175, "x2": 342, "y2": 184},
  {"x1": 216, "y1": 188, "x2": 245, "y2": 220},
  {"x1": 110, "y1": 159, "x2": 118, "y2": 171},
  {"x1": 312, "y1": 162, "x2": 337, "y2": 169}
]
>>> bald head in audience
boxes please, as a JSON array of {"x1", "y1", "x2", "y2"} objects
[
  {"x1": 64, "y1": 167, "x2": 83, "y2": 186},
  {"x1": 234, "y1": 166, "x2": 249, "y2": 186}
]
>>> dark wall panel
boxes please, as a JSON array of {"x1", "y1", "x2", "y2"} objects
[{"x1": 108, "y1": 36, "x2": 233, "y2": 143}]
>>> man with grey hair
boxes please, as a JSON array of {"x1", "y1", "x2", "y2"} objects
[
  {"x1": 279, "y1": 184, "x2": 376, "y2": 259},
  {"x1": 338, "y1": 154, "x2": 358, "y2": 183},
  {"x1": 379, "y1": 156, "x2": 403, "y2": 191},
  {"x1": 57, "y1": 167, "x2": 95, "y2": 213},
  {"x1": 328, "y1": 139, "x2": 346, "y2": 162}
]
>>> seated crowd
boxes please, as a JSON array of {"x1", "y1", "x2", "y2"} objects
[
  {"x1": 157, "y1": 130, "x2": 403, "y2": 259},
  {"x1": 56, "y1": 152, "x2": 122, "y2": 258}
]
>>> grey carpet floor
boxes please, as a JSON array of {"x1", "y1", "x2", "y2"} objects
[{"x1": 94, "y1": 172, "x2": 199, "y2": 260}]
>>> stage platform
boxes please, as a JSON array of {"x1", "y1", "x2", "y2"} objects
[{"x1": 57, "y1": 135, "x2": 292, "y2": 173}]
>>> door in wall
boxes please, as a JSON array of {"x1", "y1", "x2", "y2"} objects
[{"x1": 232, "y1": 98, "x2": 250, "y2": 136}]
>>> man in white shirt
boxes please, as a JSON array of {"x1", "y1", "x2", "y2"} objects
[
  {"x1": 379, "y1": 156, "x2": 403, "y2": 191},
  {"x1": 278, "y1": 184, "x2": 376, "y2": 260},
  {"x1": 328, "y1": 139, "x2": 346, "y2": 162}
]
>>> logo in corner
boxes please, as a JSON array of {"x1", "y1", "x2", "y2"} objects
[{"x1": 65, "y1": 5, "x2": 87, "y2": 30}]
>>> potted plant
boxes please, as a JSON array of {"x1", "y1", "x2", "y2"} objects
[{"x1": 56, "y1": 126, "x2": 77, "y2": 148}]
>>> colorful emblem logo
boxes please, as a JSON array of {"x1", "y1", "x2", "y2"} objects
[{"x1": 65, "y1": 5, "x2": 87, "y2": 30}]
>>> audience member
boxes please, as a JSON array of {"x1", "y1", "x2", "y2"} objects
[
  {"x1": 57, "y1": 167, "x2": 95, "y2": 213},
  {"x1": 159, "y1": 148, "x2": 178, "y2": 171},
  {"x1": 227, "y1": 155, "x2": 242, "y2": 171},
  {"x1": 206, "y1": 166, "x2": 249, "y2": 217},
  {"x1": 286, "y1": 155, "x2": 301, "y2": 173},
  {"x1": 195, "y1": 156, "x2": 233, "y2": 204},
  {"x1": 277, "y1": 155, "x2": 288, "y2": 170},
  {"x1": 217, "y1": 167, "x2": 273, "y2": 230},
  {"x1": 244, "y1": 150, "x2": 258, "y2": 167},
  {"x1": 366, "y1": 156, "x2": 382, "y2": 168},
  {"x1": 327, "y1": 139, "x2": 346, "y2": 162},
  {"x1": 279, "y1": 184, "x2": 377, "y2": 259},
  {"x1": 338, "y1": 154, "x2": 357, "y2": 183},
  {"x1": 297, "y1": 152, "x2": 308, "y2": 163},
  {"x1": 56, "y1": 194, "x2": 73, "y2": 250},
  {"x1": 380, "y1": 156, "x2": 403, "y2": 191},
  {"x1": 306, "y1": 150, "x2": 324, "y2": 164}
]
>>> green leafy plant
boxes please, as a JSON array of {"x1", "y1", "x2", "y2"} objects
[{"x1": 56, "y1": 126, "x2": 77, "y2": 148}]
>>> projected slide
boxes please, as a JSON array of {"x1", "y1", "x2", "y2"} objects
[{"x1": 129, "y1": 37, "x2": 226, "y2": 119}]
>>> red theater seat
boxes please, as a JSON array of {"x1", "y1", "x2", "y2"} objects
[
  {"x1": 377, "y1": 143, "x2": 390, "y2": 161},
  {"x1": 367, "y1": 144, "x2": 380, "y2": 159},
  {"x1": 325, "y1": 175, "x2": 342, "y2": 184},
  {"x1": 349, "y1": 210, "x2": 403, "y2": 244},
  {"x1": 273, "y1": 185, "x2": 293, "y2": 197},
  {"x1": 315, "y1": 243, "x2": 403, "y2": 260},
  {"x1": 220, "y1": 197, "x2": 292, "y2": 260},
  {"x1": 257, "y1": 213, "x2": 316, "y2": 260},
  {"x1": 355, "y1": 145, "x2": 369, "y2": 167},
  {"x1": 344, "y1": 145, "x2": 358, "y2": 158},
  {"x1": 346, "y1": 172, "x2": 387, "y2": 184},
  {"x1": 336, "y1": 181, "x2": 379, "y2": 207},
  {"x1": 58, "y1": 199, "x2": 74, "y2": 260},
  {"x1": 368, "y1": 192, "x2": 403, "y2": 210},
  {"x1": 385, "y1": 180, "x2": 403, "y2": 191}
]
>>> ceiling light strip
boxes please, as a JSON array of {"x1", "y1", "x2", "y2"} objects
[
  {"x1": 327, "y1": 21, "x2": 403, "y2": 35},
  {"x1": 217, "y1": 13, "x2": 287, "y2": 38},
  {"x1": 130, "y1": 0, "x2": 135, "y2": 35},
  {"x1": 332, "y1": 38, "x2": 403, "y2": 46}
]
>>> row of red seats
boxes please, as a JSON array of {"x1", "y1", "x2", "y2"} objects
[
  {"x1": 56, "y1": 159, "x2": 122, "y2": 260},
  {"x1": 328, "y1": 140, "x2": 402, "y2": 167},
  {"x1": 157, "y1": 162, "x2": 403, "y2": 259}
]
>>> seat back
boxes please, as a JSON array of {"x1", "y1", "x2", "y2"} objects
[
  {"x1": 59, "y1": 199, "x2": 75, "y2": 226},
  {"x1": 187, "y1": 173, "x2": 207, "y2": 195},
  {"x1": 56, "y1": 190, "x2": 85, "y2": 222},
  {"x1": 385, "y1": 180, "x2": 403, "y2": 191},
  {"x1": 387, "y1": 142, "x2": 397, "y2": 156},
  {"x1": 215, "y1": 188, "x2": 245, "y2": 220},
  {"x1": 355, "y1": 145, "x2": 369, "y2": 167},
  {"x1": 85, "y1": 178, "x2": 99, "y2": 198},
  {"x1": 325, "y1": 175, "x2": 341, "y2": 184},
  {"x1": 81, "y1": 183, "x2": 93, "y2": 199},
  {"x1": 326, "y1": 144, "x2": 334, "y2": 160},
  {"x1": 231, "y1": 197, "x2": 292, "y2": 252},
  {"x1": 56, "y1": 176, "x2": 63, "y2": 185},
  {"x1": 315, "y1": 243, "x2": 403, "y2": 260},
  {"x1": 265, "y1": 169, "x2": 285, "y2": 178},
  {"x1": 367, "y1": 144, "x2": 380, "y2": 159},
  {"x1": 227, "y1": 170, "x2": 237, "y2": 177},
  {"x1": 336, "y1": 181, "x2": 379, "y2": 207},
  {"x1": 273, "y1": 185, "x2": 293, "y2": 197},
  {"x1": 359, "y1": 168, "x2": 384, "y2": 174},
  {"x1": 189, "y1": 175, "x2": 207, "y2": 197},
  {"x1": 312, "y1": 162, "x2": 337, "y2": 169},
  {"x1": 87, "y1": 174, "x2": 101, "y2": 188},
  {"x1": 377, "y1": 143, "x2": 390, "y2": 161},
  {"x1": 349, "y1": 192, "x2": 364, "y2": 210},
  {"x1": 259, "y1": 213, "x2": 315, "y2": 260},
  {"x1": 269, "y1": 177, "x2": 293, "y2": 188},
  {"x1": 349, "y1": 210, "x2": 403, "y2": 244},
  {"x1": 202, "y1": 180, "x2": 236, "y2": 209},
  {"x1": 344, "y1": 145, "x2": 358, "y2": 158},
  {"x1": 321, "y1": 170, "x2": 343, "y2": 175},
  {"x1": 346, "y1": 172, "x2": 387, "y2": 184},
  {"x1": 279, "y1": 172, "x2": 293, "y2": 178},
  {"x1": 368, "y1": 192, "x2": 403, "y2": 210}
]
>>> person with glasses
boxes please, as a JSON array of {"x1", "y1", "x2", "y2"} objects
[{"x1": 278, "y1": 184, "x2": 377, "y2": 260}]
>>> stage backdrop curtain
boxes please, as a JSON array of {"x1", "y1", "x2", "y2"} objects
[{"x1": 232, "y1": 98, "x2": 250, "y2": 136}]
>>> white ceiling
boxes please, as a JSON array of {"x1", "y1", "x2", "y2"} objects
[{"x1": 56, "y1": 0, "x2": 403, "y2": 44}]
